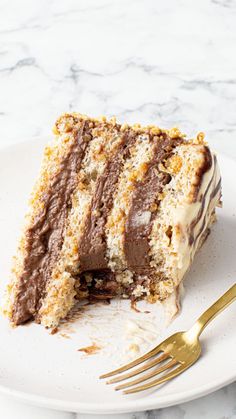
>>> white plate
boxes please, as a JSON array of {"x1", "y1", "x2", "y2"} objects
[{"x1": 0, "y1": 139, "x2": 235, "y2": 414}]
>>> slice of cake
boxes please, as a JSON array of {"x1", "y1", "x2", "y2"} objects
[{"x1": 4, "y1": 113, "x2": 221, "y2": 328}]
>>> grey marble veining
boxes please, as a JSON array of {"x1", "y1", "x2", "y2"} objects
[
  {"x1": 0, "y1": 0, "x2": 236, "y2": 152},
  {"x1": 0, "y1": 0, "x2": 235, "y2": 418}
]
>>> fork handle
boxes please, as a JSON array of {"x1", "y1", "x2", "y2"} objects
[{"x1": 189, "y1": 283, "x2": 236, "y2": 338}]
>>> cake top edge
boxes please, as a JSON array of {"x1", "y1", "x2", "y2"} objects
[{"x1": 53, "y1": 112, "x2": 207, "y2": 145}]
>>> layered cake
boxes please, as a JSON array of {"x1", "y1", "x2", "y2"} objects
[{"x1": 4, "y1": 113, "x2": 221, "y2": 328}]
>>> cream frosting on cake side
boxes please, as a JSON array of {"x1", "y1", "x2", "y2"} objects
[{"x1": 147, "y1": 144, "x2": 221, "y2": 302}]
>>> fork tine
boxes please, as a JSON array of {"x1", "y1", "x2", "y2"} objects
[
  {"x1": 107, "y1": 352, "x2": 170, "y2": 384},
  {"x1": 100, "y1": 344, "x2": 164, "y2": 379},
  {"x1": 123, "y1": 364, "x2": 189, "y2": 394},
  {"x1": 115, "y1": 358, "x2": 177, "y2": 390}
]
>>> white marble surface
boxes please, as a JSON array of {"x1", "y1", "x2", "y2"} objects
[{"x1": 0, "y1": 0, "x2": 235, "y2": 417}]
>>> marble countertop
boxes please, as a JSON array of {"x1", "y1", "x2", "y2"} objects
[{"x1": 0, "y1": 0, "x2": 235, "y2": 417}]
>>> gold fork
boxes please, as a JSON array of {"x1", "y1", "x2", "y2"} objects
[{"x1": 100, "y1": 283, "x2": 236, "y2": 394}]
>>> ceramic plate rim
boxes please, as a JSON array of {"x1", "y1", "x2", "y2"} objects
[{"x1": 0, "y1": 373, "x2": 235, "y2": 414}]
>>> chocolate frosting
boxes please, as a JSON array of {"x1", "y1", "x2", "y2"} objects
[{"x1": 13, "y1": 122, "x2": 89, "y2": 324}]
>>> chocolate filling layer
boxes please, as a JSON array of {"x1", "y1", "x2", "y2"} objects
[
  {"x1": 80, "y1": 270, "x2": 119, "y2": 301},
  {"x1": 13, "y1": 122, "x2": 90, "y2": 325},
  {"x1": 124, "y1": 135, "x2": 183, "y2": 274},
  {"x1": 79, "y1": 130, "x2": 137, "y2": 271}
]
